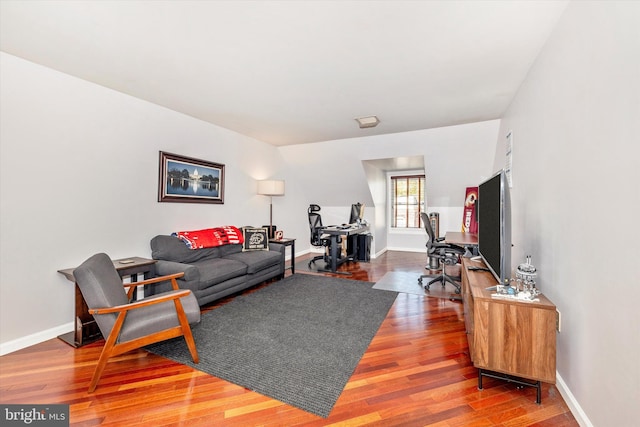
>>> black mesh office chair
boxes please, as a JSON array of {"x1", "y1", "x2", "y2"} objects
[
  {"x1": 308, "y1": 204, "x2": 339, "y2": 269},
  {"x1": 418, "y1": 212, "x2": 465, "y2": 293}
]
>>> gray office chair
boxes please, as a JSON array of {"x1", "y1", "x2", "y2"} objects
[
  {"x1": 73, "y1": 253, "x2": 201, "y2": 392},
  {"x1": 418, "y1": 212, "x2": 465, "y2": 294}
]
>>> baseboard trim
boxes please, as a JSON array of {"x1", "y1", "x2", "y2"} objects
[
  {"x1": 290, "y1": 248, "x2": 311, "y2": 260},
  {"x1": 373, "y1": 247, "x2": 387, "y2": 259},
  {"x1": 386, "y1": 246, "x2": 424, "y2": 253},
  {"x1": 0, "y1": 322, "x2": 73, "y2": 356},
  {"x1": 556, "y1": 371, "x2": 593, "y2": 427}
]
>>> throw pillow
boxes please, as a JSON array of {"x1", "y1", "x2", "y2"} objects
[{"x1": 242, "y1": 227, "x2": 269, "y2": 251}]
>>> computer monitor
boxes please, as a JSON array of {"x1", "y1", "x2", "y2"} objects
[{"x1": 349, "y1": 203, "x2": 364, "y2": 224}]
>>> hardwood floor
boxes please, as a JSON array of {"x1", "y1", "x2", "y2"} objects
[{"x1": 0, "y1": 251, "x2": 578, "y2": 426}]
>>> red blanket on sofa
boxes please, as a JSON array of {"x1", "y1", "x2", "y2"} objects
[{"x1": 172, "y1": 226, "x2": 244, "y2": 249}]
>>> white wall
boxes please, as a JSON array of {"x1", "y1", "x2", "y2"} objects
[
  {"x1": 362, "y1": 160, "x2": 389, "y2": 253},
  {"x1": 278, "y1": 120, "x2": 500, "y2": 255},
  {"x1": 0, "y1": 53, "x2": 284, "y2": 352},
  {"x1": 493, "y1": 2, "x2": 640, "y2": 426}
]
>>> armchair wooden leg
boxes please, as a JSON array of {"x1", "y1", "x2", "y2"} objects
[
  {"x1": 183, "y1": 328, "x2": 199, "y2": 364},
  {"x1": 88, "y1": 344, "x2": 113, "y2": 393},
  {"x1": 174, "y1": 298, "x2": 199, "y2": 364},
  {"x1": 88, "y1": 312, "x2": 126, "y2": 393}
]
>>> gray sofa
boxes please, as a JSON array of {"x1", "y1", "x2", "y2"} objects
[{"x1": 149, "y1": 234, "x2": 285, "y2": 306}]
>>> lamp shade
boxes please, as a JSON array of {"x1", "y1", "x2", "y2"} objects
[{"x1": 257, "y1": 180, "x2": 285, "y2": 196}]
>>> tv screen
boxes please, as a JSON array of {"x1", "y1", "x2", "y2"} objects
[{"x1": 477, "y1": 170, "x2": 512, "y2": 285}]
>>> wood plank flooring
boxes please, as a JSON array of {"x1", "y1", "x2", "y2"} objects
[{"x1": 0, "y1": 251, "x2": 578, "y2": 426}]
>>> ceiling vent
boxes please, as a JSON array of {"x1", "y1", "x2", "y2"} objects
[{"x1": 355, "y1": 115, "x2": 380, "y2": 128}]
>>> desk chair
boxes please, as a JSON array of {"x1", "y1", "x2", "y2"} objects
[
  {"x1": 307, "y1": 204, "x2": 341, "y2": 269},
  {"x1": 418, "y1": 212, "x2": 465, "y2": 294}
]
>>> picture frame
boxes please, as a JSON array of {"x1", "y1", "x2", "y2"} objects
[{"x1": 158, "y1": 151, "x2": 225, "y2": 204}]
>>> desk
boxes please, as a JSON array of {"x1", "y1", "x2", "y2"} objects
[
  {"x1": 319, "y1": 224, "x2": 370, "y2": 274},
  {"x1": 57, "y1": 256, "x2": 157, "y2": 347},
  {"x1": 445, "y1": 231, "x2": 478, "y2": 246},
  {"x1": 445, "y1": 231, "x2": 478, "y2": 257}
]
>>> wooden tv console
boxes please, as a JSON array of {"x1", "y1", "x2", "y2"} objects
[{"x1": 461, "y1": 257, "x2": 557, "y2": 403}]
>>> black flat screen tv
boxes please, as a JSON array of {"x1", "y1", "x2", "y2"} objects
[{"x1": 477, "y1": 170, "x2": 512, "y2": 286}]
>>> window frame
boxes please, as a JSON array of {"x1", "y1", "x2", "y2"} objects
[{"x1": 388, "y1": 172, "x2": 426, "y2": 230}]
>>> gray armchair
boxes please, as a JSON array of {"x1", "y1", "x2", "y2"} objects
[{"x1": 73, "y1": 253, "x2": 201, "y2": 392}]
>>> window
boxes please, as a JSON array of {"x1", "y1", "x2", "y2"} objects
[{"x1": 390, "y1": 175, "x2": 425, "y2": 228}]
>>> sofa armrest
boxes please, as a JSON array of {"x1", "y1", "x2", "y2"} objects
[
  {"x1": 154, "y1": 260, "x2": 200, "y2": 282},
  {"x1": 268, "y1": 242, "x2": 286, "y2": 255}
]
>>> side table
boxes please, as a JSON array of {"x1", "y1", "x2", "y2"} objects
[
  {"x1": 272, "y1": 238, "x2": 296, "y2": 274},
  {"x1": 57, "y1": 256, "x2": 157, "y2": 348}
]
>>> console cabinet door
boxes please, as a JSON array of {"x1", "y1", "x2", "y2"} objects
[
  {"x1": 462, "y1": 258, "x2": 556, "y2": 384},
  {"x1": 474, "y1": 299, "x2": 556, "y2": 383}
]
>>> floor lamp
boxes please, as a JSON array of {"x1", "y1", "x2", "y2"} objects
[{"x1": 257, "y1": 180, "x2": 285, "y2": 239}]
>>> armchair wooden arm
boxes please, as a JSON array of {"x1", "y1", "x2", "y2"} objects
[
  {"x1": 123, "y1": 272, "x2": 184, "y2": 300},
  {"x1": 89, "y1": 289, "x2": 192, "y2": 315},
  {"x1": 122, "y1": 272, "x2": 185, "y2": 288}
]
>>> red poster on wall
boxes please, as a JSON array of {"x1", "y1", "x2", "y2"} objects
[{"x1": 462, "y1": 187, "x2": 478, "y2": 233}]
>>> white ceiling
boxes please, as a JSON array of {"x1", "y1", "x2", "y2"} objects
[{"x1": 0, "y1": 0, "x2": 568, "y2": 146}]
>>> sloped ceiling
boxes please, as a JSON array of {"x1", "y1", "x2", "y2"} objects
[{"x1": 0, "y1": 1, "x2": 568, "y2": 146}]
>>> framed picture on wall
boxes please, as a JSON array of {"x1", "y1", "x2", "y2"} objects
[{"x1": 158, "y1": 151, "x2": 225, "y2": 204}]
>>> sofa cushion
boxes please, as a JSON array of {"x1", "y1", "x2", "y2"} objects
[
  {"x1": 223, "y1": 250, "x2": 282, "y2": 274},
  {"x1": 151, "y1": 235, "x2": 220, "y2": 264},
  {"x1": 191, "y1": 258, "x2": 247, "y2": 289},
  {"x1": 217, "y1": 243, "x2": 243, "y2": 257}
]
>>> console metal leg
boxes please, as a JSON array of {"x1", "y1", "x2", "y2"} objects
[{"x1": 477, "y1": 369, "x2": 542, "y2": 404}]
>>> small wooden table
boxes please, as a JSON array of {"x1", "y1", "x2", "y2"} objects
[
  {"x1": 272, "y1": 238, "x2": 296, "y2": 274},
  {"x1": 57, "y1": 257, "x2": 157, "y2": 348}
]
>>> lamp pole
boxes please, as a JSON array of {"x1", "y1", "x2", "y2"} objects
[
  {"x1": 269, "y1": 195, "x2": 274, "y2": 236},
  {"x1": 257, "y1": 180, "x2": 285, "y2": 239}
]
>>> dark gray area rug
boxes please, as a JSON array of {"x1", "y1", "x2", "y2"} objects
[{"x1": 146, "y1": 273, "x2": 398, "y2": 418}]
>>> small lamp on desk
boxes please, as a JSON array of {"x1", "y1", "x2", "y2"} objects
[{"x1": 257, "y1": 179, "x2": 285, "y2": 239}]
